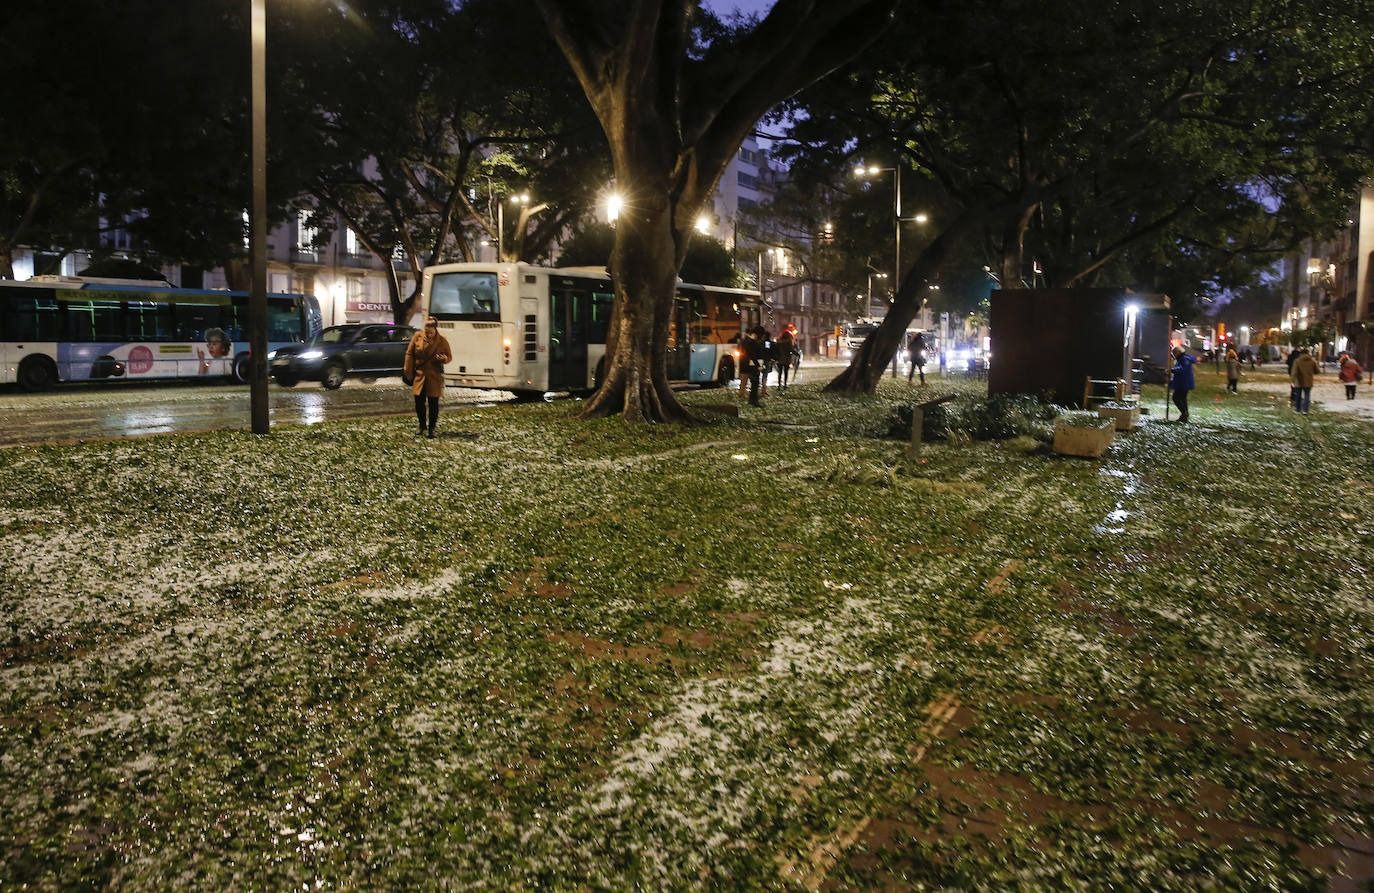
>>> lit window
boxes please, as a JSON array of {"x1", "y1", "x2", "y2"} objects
[{"x1": 297, "y1": 210, "x2": 318, "y2": 252}]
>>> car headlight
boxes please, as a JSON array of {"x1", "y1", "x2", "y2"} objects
[
  {"x1": 267, "y1": 350, "x2": 277, "y2": 360},
  {"x1": 299, "y1": 350, "x2": 324, "y2": 360}
]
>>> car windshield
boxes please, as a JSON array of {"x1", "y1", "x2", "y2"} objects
[
  {"x1": 845, "y1": 324, "x2": 878, "y2": 339},
  {"x1": 311, "y1": 326, "x2": 360, "y2": 346}
]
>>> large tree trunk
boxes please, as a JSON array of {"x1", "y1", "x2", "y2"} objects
[
  {"x1": 580, "y1": 172, "x2": 689, "y2": 422},
  {"x1": 825, "y1": 210, "x2": 983, "y2": 395},
  {"x1": 997, "y1": 202, "x2": 1038, "y2": 289},
  {"x1": 535, "y1": 0, "x2": 897, "y2": 421}
]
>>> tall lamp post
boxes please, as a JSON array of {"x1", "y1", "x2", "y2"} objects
[
  {"x1": 497, "y1": 192, "x2": 530, "y2": 261},
  {"x1": 248, "y1": 0, "x2": 269, "y2": 435}
]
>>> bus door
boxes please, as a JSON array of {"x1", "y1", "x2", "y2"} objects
[
  {"x1": 548, "y1": 277, "x2": 593, "y2": 391},
  {"x1": 666, "y1": 297, "x2": 691, "y2": 381}
]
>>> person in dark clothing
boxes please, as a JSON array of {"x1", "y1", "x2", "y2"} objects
[
  {"x1": 906, "y1": 332, "x2": 928, "y2": 386},
  {"x1": 1286, "y1": 348, "x2": 1301, "y2": 409},
  {"x1": 775, "y1": 326, "x2": 796, "y2": 390},
  {"x1": 740, "y1": 326, "x2": 766, "y2": 407},
  {"x1": 1170, "y1": 346, "x2": 1196, "y2": 422}
]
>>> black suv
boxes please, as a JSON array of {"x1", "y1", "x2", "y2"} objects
[{"x1": 270, "y1": 323, "x2": 416, "y2": 389}]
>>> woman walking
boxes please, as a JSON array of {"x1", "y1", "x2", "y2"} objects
[
  {"x1": 1225, "y1": 346, "x2": 1241, "y2": 393},
  {"x1": 404, "y1": 316, "x2": 452, "y2": 438},
  {"x1": 1338, "y1": 353, "x2": 1363, "y2": 400}
]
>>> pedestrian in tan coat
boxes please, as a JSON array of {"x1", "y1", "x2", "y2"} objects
[
  {"x1": 1290, "y1": 348, "x2": 1318, "y2": 413},
  {"x1": 405, "y1": 317, "x2": 452, "y2": 437}
]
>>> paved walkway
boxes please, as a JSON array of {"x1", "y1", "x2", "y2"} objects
[{"x1": 1231, "y1": 374, "x2": 1374, "y2": 422}]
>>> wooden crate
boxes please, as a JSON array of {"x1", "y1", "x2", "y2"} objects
[
  {"x1": 1096, "y1": 405, "x2": 1141, "y2": 431},
  {"x1": 1052, "y1": 418, "x2": 1115, "y2": 458}
]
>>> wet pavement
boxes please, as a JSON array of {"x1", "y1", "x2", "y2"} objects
[
  {"x1": 0, "y1": 379, "x2": 514, "y2": 447},
  {"x1": 0, "y1": 359, "x2": 861, "y2": 448}
]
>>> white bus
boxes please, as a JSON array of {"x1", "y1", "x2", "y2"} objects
[
  {"x1": 0, "y1": 278, "x2": 321, "y2": 390},
  {"x1": 418, "y1": 262, "x2": 758, "y2": 398}
]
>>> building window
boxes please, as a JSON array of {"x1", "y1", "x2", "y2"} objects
[
  {"x1": 345, "y1": 228, "x2": 362, "y2": 256},
  {"x1": 737, "y1": 171, "x2": 758, "y2": 189},
  {"x1": 297, "y1": 210, "x2": 318, "y2": 253}
]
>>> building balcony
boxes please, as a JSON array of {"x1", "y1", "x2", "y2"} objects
[{"x1": 341, "y1": 251, "x2": 374, "y2": 269}]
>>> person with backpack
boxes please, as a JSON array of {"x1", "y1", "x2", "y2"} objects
[{"x1": 1338, "y1": 352, "x2": 1363, "y2": 401}]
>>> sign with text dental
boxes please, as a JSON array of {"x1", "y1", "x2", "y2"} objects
[{"x1": 348, "y1": 301, "x2": 390, "y2": 313}]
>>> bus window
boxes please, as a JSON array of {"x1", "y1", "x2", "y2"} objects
[
  {"x1": 2, "y1": 290, "x2": 60, "y2": 340},
  {"x1": 430, "y1": 271, "x2": 500, "y2": 320},
  {"x1": 268, "y1": 300, "x2": 299, "y2": 341},
  {"x1": 588, "y1": 290, "x2": 614, "y2": 343},
  {"x1": 128, "y1": 301, "x2": 176, "y2": 341},
  {"x1": 64, "y1": 297, "x2": 126, "y2": 341}
]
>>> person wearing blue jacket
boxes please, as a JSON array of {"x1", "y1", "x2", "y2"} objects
[{"x1": 1170, "y1": 345, "x2": 1196, "y2": 422}]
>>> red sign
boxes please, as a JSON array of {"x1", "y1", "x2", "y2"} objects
[{"x1": 127, "y1": 345, "x2": 154, "y2": 374}]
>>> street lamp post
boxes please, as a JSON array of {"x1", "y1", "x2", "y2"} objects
[
  {"x1": 248, "y1": 0, "x2": 269, "y2": 435},
  {"x1": 497, "y1": 192, "x2": 530, "y2": 261}
]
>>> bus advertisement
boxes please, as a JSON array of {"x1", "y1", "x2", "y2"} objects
[
  {"x1": 0, "y1": 278, "x2": 322, "y2": 390},
  {"x1": 418, "y1": 262, "x2": 758, "y2": 398}
]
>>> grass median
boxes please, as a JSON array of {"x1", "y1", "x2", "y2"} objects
[{"x1": 1, "y1": 374, "x2": 1371, "y2": 889}]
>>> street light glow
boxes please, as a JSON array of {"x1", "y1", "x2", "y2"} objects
[
  {"x1": 914, "y1": 213, "x2": 928, "y2": 223},
  {"x1": 695, "y1": 215, "x2": 710, "y2": 234},
  {"x1": 606, "y1": 193, "x2": 622, "y2": 222}
]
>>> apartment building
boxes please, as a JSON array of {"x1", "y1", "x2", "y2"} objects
[{"x1": 1281, "y1": 184, "x2": 1374, "y2": 362}]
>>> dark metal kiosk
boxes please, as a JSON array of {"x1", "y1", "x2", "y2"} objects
[{"x1": 987, "y1": 288, "x2": 1171, "y2": 408}]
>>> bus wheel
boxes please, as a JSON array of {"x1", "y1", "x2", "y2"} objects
[
  {"x1": 715, "y1": 357, "x2": 735, "y2": 389},
  {"x1": 592, "y1": 358, "x2": 607, "y2": 391},
  {"x1": 17, "y1": 356, "x2": 58, "y2": 392},
  {"x1": 511, "y1": 389, "x2": 545, "y2": 403},
  {"x1": 321, "y1": 362, "x2": 347, "y2": 390},
  {"x1": 233, "y1": 353, "x2": 252, "y2": 384}
]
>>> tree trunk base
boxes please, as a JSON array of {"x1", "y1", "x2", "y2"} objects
[{"x1": 578, "y1": 362, "x2": 695, "y2": 423}]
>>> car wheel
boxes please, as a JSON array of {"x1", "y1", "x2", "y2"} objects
[
  {"x1": 321, "y1": 362, "x2": 346, "y2": 390},
  {"x1": 17, "y1": 356, "x2": 58, "y2": 392},
  {"x1": 273, "y1": 371, "x2": 298, "y2": 388}
]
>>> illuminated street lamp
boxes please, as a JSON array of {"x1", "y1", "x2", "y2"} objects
[
  {"x1": 853, "y1": 162, "x2": 929, "y2": 287},
  {"x1": 497, "y1": 192, "x2": 532, "y2": 260},
  {"x1": 606, "y1": 192, "x2": 623, "y2": 223}
]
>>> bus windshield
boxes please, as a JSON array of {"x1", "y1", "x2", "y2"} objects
[{"x1": 429, "y1": 271, "x2": 500, "y2": 320}]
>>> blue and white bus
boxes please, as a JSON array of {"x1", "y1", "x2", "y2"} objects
[
  {"x1": 0, "y1": 278, "x2": 322, "y2": 390},
  {"x1": 418, "y1": 262, "x2": 758, "y2": 398}
]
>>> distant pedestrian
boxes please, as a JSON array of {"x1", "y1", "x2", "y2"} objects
[
  {"x1": 740, "y1": 326, "x2": 766, "y2": 407},
  {"x1": 404, "y1": 316, "x2": 452, "y2": 438},
  {"x1": 1225, "y1": 346, "x2": 1241, "y2": 393},
  {"x1": 1290, "y1": 347, "x2": 1318, "y2": 413},
  {"x1": 906, "y1": 331, "x2": 928, "y2": 386},
  {"x1": 756, "y1": 325, "x2": 775, "y2": 396},
  {"x1": 1286, "y1": 348, "x2": 1301, "y2": 408},
  {"x1": 775, "y1": 326, "x2": 796, "y2": 390},
  {"x1": 1169, "y1": 345, "x2": 1196, "y2": 422},
  {"x1": 1338, "y1": 353, "x2": 1363, "y2": 400}
]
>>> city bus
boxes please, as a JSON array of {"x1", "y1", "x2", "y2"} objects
[
  {"x1": 417, "y1": 262, "x2": 758, "y2": 398},
  {"x1": 0, "y1": 277, "x2": 322, "y2": 390}
]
